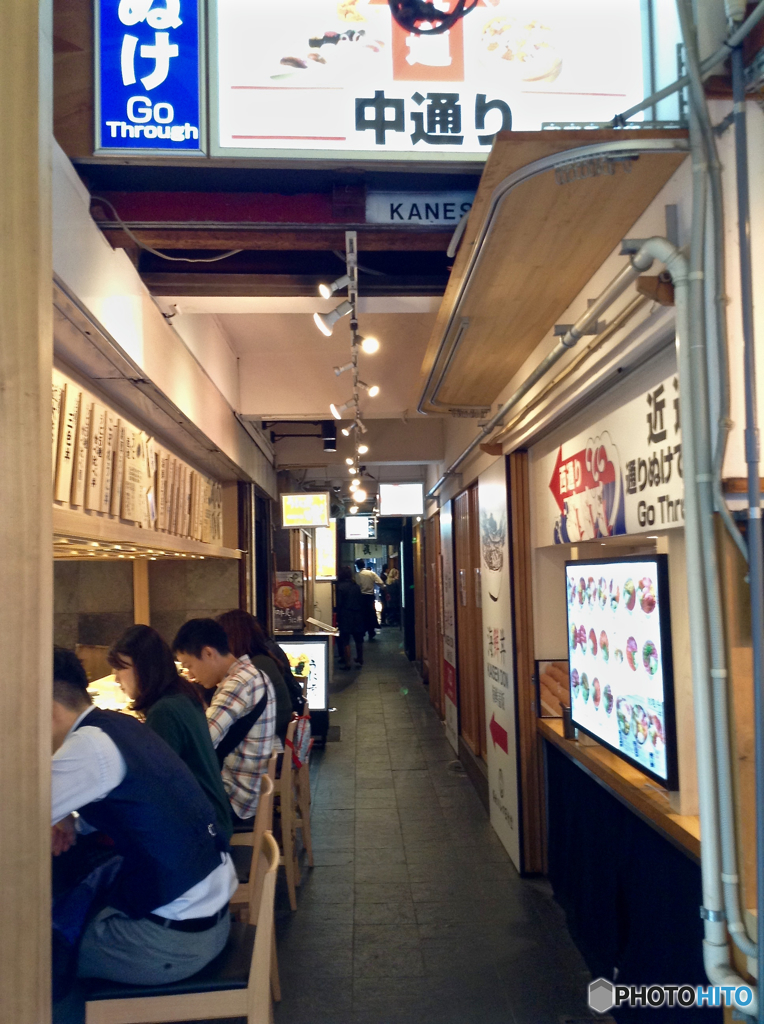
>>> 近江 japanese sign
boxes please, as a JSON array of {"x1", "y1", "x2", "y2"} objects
[
  {"x1": 213, "y1": 0, "x2": 645, "y2": 161},
  {"x1": 96, "y1": 0, "x2": 203, "y2": 152},
  {"x1": 533, "y1": 375, "x2": 684, "y2": 546}
]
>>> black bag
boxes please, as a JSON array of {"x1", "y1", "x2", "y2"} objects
[{"x1": 215, "y1": 691, "x2": 268, "y2": 766}]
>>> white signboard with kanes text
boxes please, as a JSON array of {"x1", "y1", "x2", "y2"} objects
[
  {"x1": 478, "y1": 457, "x2": 521, "y2": 871},
  {"x1": 532, "y1": 375, "x2": 684, "y2": 547},
  {"x1": 213, "y1": 0, "x2": 645, "y2": 160}
]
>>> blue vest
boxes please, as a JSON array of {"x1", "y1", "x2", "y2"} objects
[{"x1": 74, "y1": 708, "x2": 227, "y2": 918}]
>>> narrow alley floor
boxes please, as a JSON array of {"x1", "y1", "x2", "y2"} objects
[{"x1": 273, "y1": 627, "x2": 597, "y2": 1024}]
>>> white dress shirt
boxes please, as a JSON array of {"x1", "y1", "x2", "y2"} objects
[
  {"x1": 52, "y1": 705, "x2": 236, "y2": 920},
  {"x1": 356, "y1": 568, "x2": 383, "y2": 594}
]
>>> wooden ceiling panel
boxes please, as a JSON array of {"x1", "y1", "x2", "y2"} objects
[{"x1": 418, "y1": 130, "x2": 688, "y2": 412}]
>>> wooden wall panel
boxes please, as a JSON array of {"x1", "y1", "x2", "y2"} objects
[
  {"x1": 53, "y1": 0, "x2": 94, "y2": 158},
  {"x1": 454, "y1": 487, "x2": 485, "y2": 759},
  {"x1": 508, "y1": 452, "x2": 544, "y2": 873},
  {"x1": 413, "y1": 522, "x2": 426, "y2": 669},
  {"x1": 425, "y1": 514, "x2": 444, "y2": 718}
]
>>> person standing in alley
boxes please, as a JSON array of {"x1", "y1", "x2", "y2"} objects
[
  {"x1": 336, "y1": 565, "x2": 365, "y2": 668},
  {"x1": 355, "y1": 558, "x2": 383, "y2": 641}
]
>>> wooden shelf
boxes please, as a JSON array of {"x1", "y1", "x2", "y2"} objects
[
  {"x1": 53, "y1": 504, "x2": 241, "y2": 560},
  {"x1": 538, "y1": 717, "x2": 700, "y2": 862}
]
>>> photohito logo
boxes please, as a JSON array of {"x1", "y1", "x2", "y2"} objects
[{"x1": 587, "y1": 978, "x2": 754, "y2": 1012}]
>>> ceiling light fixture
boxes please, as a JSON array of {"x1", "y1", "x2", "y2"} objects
[
  {"x1": 318, "y1": 274, "x2": 351, "y2": 299},
  {"x1": 334, "y1": 361, "x2": 353, "y2": 376},
  {"x1": 358, "y1": 381, "x2": 380, "y2": 397},
  {"x1": 314, "y1": 299, "x2": 353, "y2": 337},
  {"x1": 357, "y1": 444, "x2": 369, "y2": 455},
  {"x1": 349, "y1": 505, "x2": 359, "y2": 514},
  {"x1": 354, "y1": 489, "x2": 368, "y2": 502},
  {"x1": 330, "y1": 400, "x2": 353, "y2": 420},
  {"x1": 350, "y1": 478, "x2": 360, "y2": 489},
  {"x1": 345, "y1": 457, "x2": 354, "y2": 465},
  {"x1": 359, "y1": 335, "x2": 380, "y2": 354}
]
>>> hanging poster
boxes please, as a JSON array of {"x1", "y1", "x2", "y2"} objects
[
  {"x1": 533, "y1": 375, "x2": 684, "y2": 546},
  {"x1": 273, "y1": 571, "x2": 305, "y2": 631},
  {"x1": 478, "y1": 457, "x2": 521, "y2": 871},
  {"x1": 439, "y1": 500, "x2": 459, "y2": 753},
  {"x1": 54, "y1": 384, "x2": 81, "y2": 503},
  {"x1": 214, "y1": 0, "x2": 646, "y2": 159}
]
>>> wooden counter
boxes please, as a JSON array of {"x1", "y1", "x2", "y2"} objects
[{"x1": 538, "y1": 718, "x2": 700, "y2": 862}]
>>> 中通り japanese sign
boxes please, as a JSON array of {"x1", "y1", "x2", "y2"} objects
[
  {"x1": 214, "y1": 0, "x2": 645, "y2": 160},
  {"x1": 533, "y1": 375, "x2": 684, "y2": 546},
  {"x1": 96, "y1": 0, "x2": 203, "y2": 152}
]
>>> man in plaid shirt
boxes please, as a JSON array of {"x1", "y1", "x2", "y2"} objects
[{"x1": 173, "y1": 618, "x2": 276, "y2": 823}]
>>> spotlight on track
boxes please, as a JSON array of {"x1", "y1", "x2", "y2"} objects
[
  {"x1": 358, "y1": 444, "x2": 369, "y2": 455},
  {"x1": 314, "y1": 299, "x2": 353, "y2": 337},
  {"x1": 318, "y1": 274, "x2": 350, "y2": 300},
  {"x1": 334, "y1": 361, "x2": 353, "y2": 376},
  {"x1": 349, "y1": 505, "x2": 359, "y2": 514},
  {"x1": 330, "y1": 399, "x2": 353, "y2": 420},
  {"x1": 359, "y1": 335, "x2": 380, "y2": 354},
  {"x1": 354, "y1": 489, "x2": 368, "y2": 503}
]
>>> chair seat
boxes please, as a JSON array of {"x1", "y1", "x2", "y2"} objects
[
  {"x1": 230, "y1": 844, "x2": 252, "y2": 883},
  {"x1": 84, "y1": 922, "x2": 255, "y2": 1001}
]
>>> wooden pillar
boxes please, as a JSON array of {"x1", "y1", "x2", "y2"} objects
[
  {"x1": 0, "y1": 0, "x2": 53, "y2": 1020},
  {"x1": 133, "y1": 559, "x2": 150, "y2": 625}
]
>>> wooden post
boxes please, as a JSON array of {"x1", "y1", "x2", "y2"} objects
[
  {"x1": 0, "y1": 0, "x2": 53, "y2": 1020},
  {"x1": 133, "y1": 559, "x2": 150, "y2": 625}
]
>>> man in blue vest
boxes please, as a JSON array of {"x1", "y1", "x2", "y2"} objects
[{"x1": 51, "y1": 647, "x2": 236, "y2": 998}]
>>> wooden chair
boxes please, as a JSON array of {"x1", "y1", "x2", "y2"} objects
[
  {"x1": 228, "y1": 772, "x2": 280, "y2": 1003},
  {"x1": 273, "y1": 717, "x2": 314, "y2": 911},
  {"x1": 85, "y1": 831, "x2": 279, "y2": 1024}
]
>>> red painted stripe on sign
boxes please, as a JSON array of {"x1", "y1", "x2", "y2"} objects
[{"x1": 231, "y1": 135, "x2": 347, "y2": 141}]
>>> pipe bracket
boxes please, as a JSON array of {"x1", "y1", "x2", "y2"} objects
[{"x1": 700, "y1": 907, "x2": 726, "y2": 922}]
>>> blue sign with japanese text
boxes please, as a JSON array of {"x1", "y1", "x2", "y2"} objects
[{"x1": 96, "y1": 0, "x2": 202, "y2": 152}]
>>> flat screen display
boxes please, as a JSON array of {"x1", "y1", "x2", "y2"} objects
[
  {"x1": 565, "y1": 555, "x2": 677, "y2": 788},
  {"x1": 281, "y1": 492, "x2": 330, "y2": 528},
  {"x1": 279, "y1": 638, "x2": 328, "y2": 711},
  {"x1": 378, "y1": 483, "x2": 424, "y2": 517},
  {"x1": 345, "y1": 516, "x2": 376, "y2": 540}
]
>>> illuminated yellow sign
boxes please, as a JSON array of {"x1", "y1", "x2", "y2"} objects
[
  {"x1": 315, "y1": 518, "x2": 337, "y2": 580},
  {"x1": 281, "y1": 492, "x2": 330, "y2": 529}
]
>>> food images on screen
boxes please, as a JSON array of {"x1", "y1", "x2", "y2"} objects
[{"x1": 566, "y1": 561, "x2": 668, "y2": 781}]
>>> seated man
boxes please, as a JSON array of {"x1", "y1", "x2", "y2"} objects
[
  {"x1": 172, "y1": 618, "x2": 276, "y2": 827},
  {"x1": 51, "y1": 648, "x2": 236, "y2": 1000}
]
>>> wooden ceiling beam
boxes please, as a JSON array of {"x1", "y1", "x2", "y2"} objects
[{"x1": 99, "y1": 226, "x2": 452, "y2": 251}]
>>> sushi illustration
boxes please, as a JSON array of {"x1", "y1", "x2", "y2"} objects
[
  {"x1": 569, "y1": 621, "x2": 577, "y2": 650},
  {"x1": 638, "y1": 577, "x2": 656, "y2": 614},
  {"x1": 586, "y1": 577, "x2": 596, "y2": 609},
  {"x1": 588, "y1": 628, "x2": 598, "y2": 657},
  {"x1": 633, "y1": 705, "x2": 649, "y2": 745},
  {"x1": 624, "y1": 579, "x2": 636, "y2": 612},
  {"x1": 571, "y1": 668, "x2": 580, "y2": 693},
  {"x1": 616, "y1": 697, "x2": 632, "y2": 735},
  {"x1": 626, "y1": 636, "x2": 638, "y2": 671},
  {"x1": 577, "y1": 577, "x2": 586, "y2": 606},
  {"x1": 599, "y1": 630, "x2": 609, "y2": 662},
  {"x1": 597, "y1": 577, "x2": 607, "y2": 609},
  {"x1": 603, "y1": 684, "x2": 613, "y2": 714},
  {"x1": 642, "y1": 639, "x2": 659, "y2": 675},
  {"x1": 609, "y1": 580, "x2": 620, "y2": 611},
  {"x1": 592, "y1": 677, "x2": 601, "y2": 709},
  {"x1": 581, "y1": 673, "x2": 590, "y2": 702},
  {"x1": 649, "y1": 714, "x2": 664, "y2": 749}
]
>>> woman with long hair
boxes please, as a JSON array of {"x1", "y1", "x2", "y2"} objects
[
  {"x1": 216, "y1": 610, "x2": 295, "y2": 742},
  {"x1": 107, "y1": 624, "x2": 233, "y2": 840}
]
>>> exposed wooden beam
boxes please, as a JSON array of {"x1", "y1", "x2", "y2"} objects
[
  {"x1": 142, "y1": 272, "x2": 446, "y2": 297},
  {"x1": 99, "y1": 226, "x2": 452, "y2": 252}
]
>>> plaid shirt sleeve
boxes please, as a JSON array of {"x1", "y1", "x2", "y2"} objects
[{"x1": 206, "y1": 657, "x2": 276, "y2": 820}]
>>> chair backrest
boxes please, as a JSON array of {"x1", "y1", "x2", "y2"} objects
[
  {"x1": 246, "y1": 831, "x2": 279, "y2": 1024},
  {"x1": 266, "y1": 751, "x2": 277, "y2": 781},
  {"x1": 247, "y1": 774, "x2": 274, "y2": 916}
]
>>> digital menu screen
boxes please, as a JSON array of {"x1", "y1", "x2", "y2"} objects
[{"x1": 565, "y1": 555, "x2": 677, "y2": 788}]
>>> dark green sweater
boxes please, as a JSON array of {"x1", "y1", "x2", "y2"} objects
[{"x1": 145, "y1": 693, "x2": 233, "y2": 841}]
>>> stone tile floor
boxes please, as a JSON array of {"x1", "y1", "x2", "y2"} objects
[{"x1": 269, "y1": 628, "x2": 596, "y2": 1024}]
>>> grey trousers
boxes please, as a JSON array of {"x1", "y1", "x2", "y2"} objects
[
  {"x1": 78, "y1": 905, "x2": 231, "y2": 983},
  {"x1": 53, "y1": 908, "x2": 230, "y2": 1024}
]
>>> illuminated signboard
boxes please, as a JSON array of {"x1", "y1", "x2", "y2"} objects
[
  {"x1": 96, "y1": 0, "x2": 204, "y2": 153},
  {"x1": 379, "y1": 483, "x2": 424, "y2": 517},
  {"x1": 566, "y1": 556, "x2": 678, "y2": 788},
  {"x1": 281, "y1": 492, "x2": 331, "y2": 529},
  {"x1": 345, "y1": 515, "x2": 376, "y2": 539},
  {"x1": 279, "y1": 638, "x2": 329, "y2": 711},
  {"x1": 315, "y1": 519, "x2": 338, "y2": 580},
  {"x1": 213, "y1": 0, "x2": 645, "y2": 160}
]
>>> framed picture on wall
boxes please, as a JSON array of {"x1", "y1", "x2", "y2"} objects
[
  {"x1": 273, "y1": 571, "x2": 304, "y2": 632},
  {"x1": 535, "y1": 660, "x2": 570, "y2": 718}
]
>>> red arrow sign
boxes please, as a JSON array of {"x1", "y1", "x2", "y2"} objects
[{"x1": 489, "y1": 714, "x2": 508, "y2": 754}]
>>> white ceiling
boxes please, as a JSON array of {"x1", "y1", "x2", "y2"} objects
[{"x1": 220, "y1": 310, "x2": 437, "y2": 420}]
